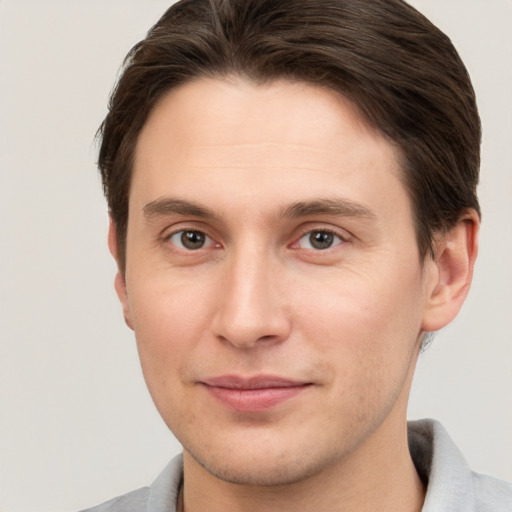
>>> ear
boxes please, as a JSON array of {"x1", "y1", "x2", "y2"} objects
[
  {"x1": 108, "y1": 217, "x2": 134, "y2": 330},
  {"x1": 421, "y1": 210, "x2": 480, "y2": 332}
]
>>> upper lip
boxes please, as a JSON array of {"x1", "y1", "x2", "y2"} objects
[{"x1": 201, "y1": 375, "x2": 311, "y2": 389}]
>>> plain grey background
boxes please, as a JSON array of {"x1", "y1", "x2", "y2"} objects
[{"x1": 0, "y1": 1, "x2": 511, "y2": 511}]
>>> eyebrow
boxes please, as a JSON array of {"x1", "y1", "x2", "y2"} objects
[
  {"x1": 282, "y1": 198, "x2": 377, "y2": 220},
  {"x1": 143, "y1": 198, "x2": 218, "y2": 221},
  {"x1": 142, "y1": 196, "x2": 376, "y2": 222}
]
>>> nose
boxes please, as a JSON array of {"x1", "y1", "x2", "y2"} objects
[{"x1": 211, "y1": 248, "x2": 291, "y2": 349}]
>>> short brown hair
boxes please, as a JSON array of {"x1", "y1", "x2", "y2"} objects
[{"x1": 98, "y1": 0, "x2": 481, "y2": 272}]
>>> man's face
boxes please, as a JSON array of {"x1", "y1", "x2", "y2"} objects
[{"x1": 116, "y1": 78, "x2": 439, "y2": 485}]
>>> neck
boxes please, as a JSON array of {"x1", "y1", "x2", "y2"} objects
[{"x1": 181, "y1": 417, "x2": 425, "y2": 512}]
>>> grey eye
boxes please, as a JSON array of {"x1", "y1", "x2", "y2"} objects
[
  {"x1": 298, "y1": 230, "x2": 342, "y2": 250},
  {"x1": 169, "y1": 230, "x2": 211, "y2": 250}
]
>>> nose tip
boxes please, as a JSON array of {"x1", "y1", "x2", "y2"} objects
[
  {"x1": 211, "y1": 264, "x2": 291, "y2": 349},
  {"x1": 213, "y1": 296, "x2": 291, "y2": 349},
  {"x1": 216, "y1": 319, "x2": 288, "y2": 350}
]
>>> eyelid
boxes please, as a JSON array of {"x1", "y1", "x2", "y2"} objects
[
  {"x1": 298, "y1": 231, "x2": 343, "y2": 250},
  {"x1": 169, "y1": 230, "x2": 215, "y2": 250},
  {"x1": 160, "y1": 223, "x2": 222, "y2": 250},
  {"x1": 289, "y1": 224, "x2": 352, "y2": 249}
]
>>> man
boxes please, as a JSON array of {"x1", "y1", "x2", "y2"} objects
[{"x1": 84, "y1": 0, "x2": 512, "y2": 510}]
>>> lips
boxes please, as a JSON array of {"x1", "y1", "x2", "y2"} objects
[{"x1": 200, "y1": 375, "x2": 312, "y2": 413}]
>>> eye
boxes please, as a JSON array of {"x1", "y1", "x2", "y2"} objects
[
  {"x1": 167, "y1": 230, "x2": 215, "y2": 250},
  {"x1": 296, "y1": 230, "x2": 343, "y2": 250}
]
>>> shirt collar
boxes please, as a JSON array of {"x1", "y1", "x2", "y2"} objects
[{"x1": 408, "y1": 419, "x2": 476, "y2": 512}]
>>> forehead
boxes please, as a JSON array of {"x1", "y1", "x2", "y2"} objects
[
  {"x1": 135, "y1": 77, "x2": 396, "y2": 167},
  {"x1": 131, "y1": 77, "x2": 409, "y2": 224}
]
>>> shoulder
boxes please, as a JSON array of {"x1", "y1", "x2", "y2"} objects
[
  {"x1": 472, "y1": 472, "x2": 512, "y2": 512},
  {"x1": 78, "y1": 487, "x2": 149, "y2": 512},
  {"x1": 78, "y1": 454, "x2": 183, "y2": 512}
]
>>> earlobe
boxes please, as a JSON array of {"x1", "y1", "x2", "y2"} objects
[
  {"x1": 421, "y1": 210, "x2": 480, "y2": 332},
  {"x1": 108, "y1": 217, "x2": 134, "y2": 331}
]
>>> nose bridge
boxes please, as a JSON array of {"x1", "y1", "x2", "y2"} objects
[{"x1": 213, "y1": 239, "x2": 289, "y2": 348}]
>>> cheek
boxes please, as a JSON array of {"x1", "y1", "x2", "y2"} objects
[
  {"x1": 296, "y1": 264, "x2": 425, "y2": 382},
  {"x1": 127, "y1": 277, "x2": 214, "y2": 389},
  {"x1": 128, "y1": 282, "x2": 217, "y2": 435}
]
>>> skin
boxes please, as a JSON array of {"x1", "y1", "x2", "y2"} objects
[{"x1": 110, "y1": 77, "x2": 479, "y2": 512}]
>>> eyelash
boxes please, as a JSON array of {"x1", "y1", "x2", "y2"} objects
[
  {"x1": 165, "y1": 229, "x2": 218, "y2": 251},
  {"x1": 163, "y1": 226, "x2": 348, "y2": 253},
  {"x1": 292, "y1": 229, "x2": 346, "y2": 251}
]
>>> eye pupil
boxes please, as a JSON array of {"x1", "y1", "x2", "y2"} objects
[
  {"x1": 309, "y1": 231, "x2": 334, "y2": 250},
  {"x1": 181, "y1": 230, "x2": 205, "y2": 249}
]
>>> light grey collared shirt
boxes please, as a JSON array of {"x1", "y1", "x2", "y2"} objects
[{"x1": 80, "y1": 419, "x2": 512, "y2": 511}]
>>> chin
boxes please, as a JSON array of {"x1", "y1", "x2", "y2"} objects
[
  {"x1": 197, "y1": 457, "x2": 315, "y2": 487},
  {"x1": 185, "y1": 439, "x2": 342, "y2": 487}
]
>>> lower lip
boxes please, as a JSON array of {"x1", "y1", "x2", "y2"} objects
[{"x1": 203, "y1": 384, "x2": 309, "y2": 413}]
